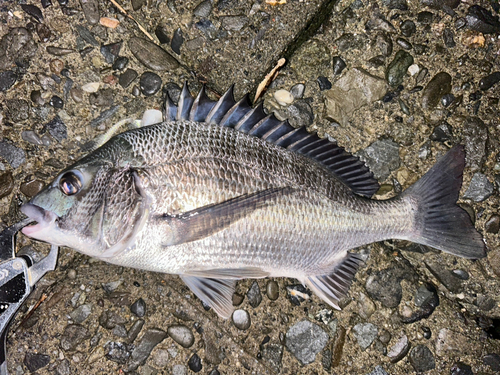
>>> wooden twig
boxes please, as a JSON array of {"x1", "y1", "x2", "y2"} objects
[
  {"x1": 253, "y1": 58, "x2": 286, "y2": 103},
  {"x1": 108, "y1": 0, "x2": 155, "y2": 41}
]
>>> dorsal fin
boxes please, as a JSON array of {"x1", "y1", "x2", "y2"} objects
[{"x1": 162, "y1": 83, "x2": 380, "y2": 197}]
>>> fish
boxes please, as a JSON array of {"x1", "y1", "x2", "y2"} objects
[{"x1": 20, "y1": 83, "x2": 486, "y2": 318}]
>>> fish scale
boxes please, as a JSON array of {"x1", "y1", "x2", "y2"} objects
[{"x1": 21, "y1": 83, "x2": 485, "y2": 319}]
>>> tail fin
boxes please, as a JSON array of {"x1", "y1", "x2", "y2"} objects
[{"x1": 403, "y1": 145, "x2": 486, "y2": 259}]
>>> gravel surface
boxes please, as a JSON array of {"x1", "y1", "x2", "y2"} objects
[{"x1": 1, "y1": 0, "x2": 500, "y2": 374}]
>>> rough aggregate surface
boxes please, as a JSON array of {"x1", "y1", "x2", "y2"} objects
[{"x1": 1, "y1": 0, "x2": 500, "y2": 374}]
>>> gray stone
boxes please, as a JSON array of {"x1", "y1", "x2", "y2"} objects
[
  {"x1": 194, "y1": 0, "x2": 213, "y2": 17},
  {"x1": 357, "y1": 139, "x2": 400, "y2": 181},
  {"x1": 466, "y1": 5, "x2": 500, "y2": 34},
  {"x1": 425, "y1": 260, "x2": 462, "y2": 293},
  {"x1": 128, "y1": 328, "x2": 167, "y2": 370},
  {"x1": 285, "y1": 320, "x2": 329, "y2": 364},
  {"x1": 221, "y1": 16, "x2": 248, "y2": 31},
  {"x1": 387, "y1": 334, "x2": 410, "y2": 363},
  {"x1": 262, "y1": 344, "x2": 283, "y2": 372},
  {"x1": 324, "y1": 67, "x2": 387, "y2": 126},
  {"x1": 232, "y1": 309, "x2": 251, "y2": 330},
  {"x1": 167, "y1": 325, "x2": 195, "y2": 348},
  {"x1": 60, "y1": 324, "x2": 90, "y2": 351},
  {"x1": 352, "y1": 323, "x2": 378, "y2": 350},
  {"x1": 128, "y1": 37, "x2": 179, "y2": 71},
  {"x1": 0, "y1": 140, "x2": 26, "y2": 169},
  {"x1": 80, "y1": 0, "x2": 100, "y2": 25},
  {"x1": 0, "y1": 70, "x2": 17, "y2": 92},
  {"x1": 463, "y1": 173, "x2": 494, "y2": 202},
  {"x1": 24, "y1": 352, "x2": 50, "y2": 372},
  {"x1": 357, "y1": 292, "x2": 376, "y2": 320},
  {"x1": 366, "y1": 365, "x2": 389, "y2": 375},
  {"x1": 247, "y1": 281, "x2": 262, "y2": 308},
  {"x1": 483, "y1": 353, "x2": 500, "y2": 371},
  {"x1": 386, "y1": 50, "x2": 414, "y2": 87},
  {"x1": 266, "y1": 280, "x2": 279, "y2": 300},
  {"x1": 69, "y1": 304, "x2": 92, "y2": 324},
  {"x1": 43, "y1": 116, "x2": 67, "y2": 142},
  {"x1": 409, "y1": 345, "x2": 435, "y2": 372},
  {"x1": 285, "y1": 100, "x2": 314, "y2": 128},
  {"x1": 104, "y1": 341, "x2": 131, "y2": 364},
  {"x1": 436, "y1": 328, "x2": 480, "y2": 357},
  {"x1": 463, "y1": 117, "x2": 488, "y2": 172},
  {"x1": 127, "y1": 319, "x2": 145, "y2": 342},
  {"x1": 99, "y1": 310, "x2": 127, "y2": 329},
  {"x1": 0, "y1": 27, "x2": 36, "y2": 71},
  {"x1": 0, "y1": 172, "x2": 14, "y2": 199},
  {"x1": 55, "y1": 359, "x2": 71, "y2": 375},
  {"x1": 365, "y1": 267, "x2": 403, "y2": 308},
  {"x1": 172, "y1": 364, "x2": 187, "y2": 375},
  {"x1": 130, "y1": 298, "x2": 146, "y2": 317}
]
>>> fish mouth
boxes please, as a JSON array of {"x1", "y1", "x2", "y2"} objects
[{"x1": 20, "y1": 203, "x2": 59, "y2": 237}]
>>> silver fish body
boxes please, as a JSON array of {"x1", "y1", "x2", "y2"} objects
[{"x1": 21, "y1": 84, "x2": 485, "y2": 318}]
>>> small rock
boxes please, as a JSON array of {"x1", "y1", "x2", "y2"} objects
[
  {"x1": 479, "y1": 72, "x2": 500, "y2": 91},
  {"x1": 232, "y1": 309, "x2": 251, "y2": 330},
  {"x1": 130, "y1": 298, "x2": 146, "y2": 317},
  {"x1": 266, "y1": 280, "x2": 279, "y2": 300},
  {"x1": 483, "y1": 353, "x2": 500, "y2": 371},
  {"x1": 409, "y1": 345, "x2": 435, "y2": 372},
  {"x1": 128, "y1": 37, "x2": 179, "y2": 71},
  {"x1": 285, "y1": 320, "x2": 329, "y2": 365},
  {"x1": 422, "y1": 72, "x2": 452, "y2": 110},
  {"x1": 485, "y1": 215, "x2": 500, "y2": 234},
  {"x1": 119, "y1": 69, "x2": 138, "y2": 89},
  {"x1": 365, "y1": 267, "x2": 403, "y2": 308},
  {"x1": 463, "y1": 173, "x2": 494, "y2": 202},
  {"x1": 476, "y1": 294, "x2": 496, "y2": 311},
  {"x1": 358, "y1": 139, "x2": 400, "y2": 181},
  {"x1": 247, "y1": 281, "x2": 262, "y2": 308},
  {"x1": 127, "y1": 319, "x2": 145, "y2": 342},
  {"x1": 430, "y1": 122, "x2": 452, "y2": 142},
  {"x1": 221, "y1": 16, "x2": 248, "y2": 31},
  {"x1": 400, "y1": 20, "x2": 416, "y2": 37},
  {"x1": 285, "y1": 100, "x2": 314, "y2": 128},
  {"x1": 171, "y1": 28, "x2": 184, "y2": 54},
  {"x1": 24, "y1": 353, "x2": 50, "y2": 372},
  {"x1": 382, "y1": 0, "x2": 407, "y2": 10},
  {"x1": 21, "y1": 4, "x2": 44, "y2": 22},
  {"x1": 69, "y1": 304, "x2": 92, "y2": 324},
  {"x1": 357, "y1": 292, "x2": 376, "y2": 320},
  {"x1": 55, "y1": 359, "x2": 71, "y2": 375},
  {"x1": 46, "y1": 46, "x2": 75, "y2": 56},
  {"x1": 75, "y1": 25, "x2": 99, "y2": 46},
  {"x1": 443, "y1": 28, "x2": 455, "y2": 48},
  {"x1": 417, "y1": 11, "x2": 434, "y2": 24},
  {"x1": 172, "y1": 364, "x2": 187, "y2": 375},
  {"x1": 140, "y1": 72, "x2": 162, "y2": 96},
  {"x1": 0, "y1": 172, "x2": 14, "y2": 199},
  {"x1": 332, "y1": 56, "x2": 347, "y2": 75},
  {"x1": 441, "y1": 93, "x2": 455, "y2": 107},
  {"x1": 43, "y1": 116, "x2": 67, "y2": 142},
  {"x1": 274, "y1": 89, "x2": 294, "y2": 106},
  {"x1": 463, "y1": 117, "x2": 487, "y2": 172},
  {"x1": 425, "y1": 260, "x2": 462, "y2": 293},
  {"x1": 60, "y1": 324, "x2": 90, "y2": 351},
  {"x1": 112, "y1": 325, "x2": 128, "y2": 338},
  {"x1": 100, "y1": 41, "x2": 122, "y2": 64},
  {"x1": 90, "y1": 105, "x2": 120, "y2": 128},
  {"x1": 104, "y1": 341, "x2": 131, "y2": 364},
  {"x1": 194, "y1": 0, "x2": 212, "y2": 17},
  {"x1": 436, "y1": 328, "x2": 480, "y2": 357},
  {"x1": 352, "y1": 323, "x2": 378, "y2": 350},
  {"x1": 396, "y1": 38, "x2": 412, "y2": 50},
  {"x1": 375, "y1": 33, "x2": 392, "y2": 57},
  {"x1": 82, "y1": 82, "x2": 100, "y2": 93},
  {"x1": 387, "y1": 334, "x2": 410, "y2": 363},
  {"x1": 262, "y1": 343, "x2": 283, "y2": 372},
  {"x1": 386, "y1": 50, "x2": 414, "y2": 87},
  {"x1": 99, "y1": 310, "x2": 127, "y2": 329},
  {"x1": 188, "y1": 353, "x2": 202, "y2": 372},
  {"x1": 167, "y1": 325, "x2": 195, "y2": 348},
  {"x1": 0, "y1": 140, "x2": 26, "y2": 169},
  {"x1": 466, "y1": 5, "x2": 500, "y2": 34},
  {"x1": 0, "y1": 70, "x2": 17, "y2": 92},
  {"x1": 80, "y1": 0, "x2": 100, "y2": 25},
  {"x1": 0, "y1": 28, "x2": 36, "y2": 71},
  {"x1": 450, "y1": 362, "x2": 473, "y2": 375},
  {"x1": 50, "y1": 95, "x2": 64, "y2": 109},
  {"x1": 366, "y1": 366, "x2": 389, "y2": 375},
  {"x1": 317, "y1": 76, "x2": 332, "y2": 91},
  {"x1": 112, "y1": 56, "x2": 129, "y2": 71},
  {"x1": 128, "y1": 328, "x2": 167, "y2": 370},
  {"x1": 131, "y1": 0, "x2": 146, "y2": 10}
]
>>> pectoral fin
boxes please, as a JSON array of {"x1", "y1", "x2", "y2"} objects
[
  {"x1": 161, "y1": 187, "x2": 293, "y2": 246},
  {"x1": 180, "y1": 275, "x2": 236, "y2": 319},
  {"x1": 305, "y1": 252, "x2": 362, "y2": 309}
]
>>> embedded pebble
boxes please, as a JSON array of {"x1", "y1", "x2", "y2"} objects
[
  {"x1": 43, "y1": 116, "x2": 67, "y2": 142},
  {"x1": 285, "y1": 320, "x2": 329, "y2": 365},
  {"x1": 479, "y1": 72, "x2": 500, "y2": 91},
  {"x1": 69, "y1": 304, "x2": 92, "y2": 324},
  {"x1": 80, "y1": 0, "x2": 100, "y2": 24},
  {"x1": 290, "y1": 83, "x2": 305, "y2": 99},
  {"x1": 366, "y1": 366, "x2": 389, "y2": 375},
  {"x1": 21, "y1": 4, "x2": 44, "y2": 22},
  {"x1": 409, "y1": 345, "x2": 435, "y2": 372},
  {"x1": 60, "y1": 324, "x2": 90, "y2": 351},
  {"x1": 131, "y1": 0, "x2": 146, "y2": 10},
  {"x1": 443, "y1": 28, "x2": 455, "y2": 48},
  {"x1": 317, "y1": 76, "x2": 332, "y2": 90},
  {"x1": 172, "y1": 364, "x2": 187, "y2": 375},
  {"x1": 357, "y1": 292, "x2": 376, "y2": 320},
  {"x1": 104, "y1": 341, "x2": 131, "y2": 364},
  {"x1": 75, "y1": 25, "x2": 99, "y2": 46},
  {"x1": 24, "y1": 353, "x2": 50, "y2": 372},
  {"x1": 46, "y1": 46, "x2": 75, "y2": 56},
  {"x1": 365, "y1": 267, "x2": 403, "y2": 308},
  {"x1": 274, "y1": 89, "x2": 294, "y2": 106},
  {"x1": 20, "y1": 179, "x2": 44, "y2": 197},
  {"x1": 90, "y1": 105, "x2": 120, "y2": 127},
  {"x1": 352, "y1": 323, "x2": 378, "y2": 350},
  {"x1": 357, "y1": 139, "x2": 400, "y2": 181},
  {"x1": 450, "y1": 362, "x2": 473, "y2": 375},
  {"x1": 247, "y1": 281, "x2": 262, "y2": 308},
  {"x1": 266, "y1": 280, "x2": 279, "y2": 300},
  {"x1": 82, "y1": 82, "x2": 100, "y2": 93},
  {"x1": 167, "y1": 325, "x2": 195, "y2": 348},
  {"x1": 50, "y1": 95, "x2": 64, "y2": 109},
  {"x1": 422, "y1": 72, "x2": 452, "y2": 109},
  {"x1": 0, "y1": 140, "x2": 26, "y2": 169},
  {"x1": 127, "y1": 319, "x2": 145, "y2": 342},
  {"x1": 194, "y1": 0, "x2": 212, "y2": 17},
  {"x1": 155, "y1": 24, "x2": 170, "y2": 44},
  {"x1": 466, "y1": 5, "x2": 500, "y2": 34},
  {"x1": 100, "y1": 41, "x2": 122, "y2": 64},
  {"x1": 375, "y1": 33, "x2": 392, "y2": 57},
  {"x1": 463, "y1": 173, "x2": 494, "y2": 202},
  {"x1": 140, "y1": 72, "x2": 162, "y2": 96},
  {"x1": 188, "y1": 353, "x2": 202, "y2": 372},
  {"x1": 89, "y1": 88, "x2": 114, "y2": 107},
  {"x1": 112, "y1": 56, "x2": 129, "y2": 71},
  {"x1": 119, "y1": 69, "x2": 138, "y2": 89},
  {"x1": 425, "y1": 261, "x2": 462, "y2": 293},
  {"x1": 130, "y1": 298, "x2": 146, "y2": 317},
  {"x1": 430, "y1": 122, "x2": 452, "y2": 142},
  {"x1": 400, "y1": 20, "x2": 416, "y2": 37},
  {"x1": 232, "y1": 309, "x2": 251, "y2": 330},
  {"x1": 128, "y1": 328, "x2": 167, "y2": 371},
  {"x1": 128, "y1": 37, "x2": 179, "y2": 71},
  {"x1": 332, "y1": 56, "x2": 347, "y2": 75},
  {"x1": 221, "y1": 16, "x2": 248, "y2": 31},
  {"x1": 67, "y1": 269, "x2": 77, "y2": 279},
  {"x1": 6, "y1": 99, "x2": 29, "y2": 122},
  {"x1": 386, "y1": 50, "x2": 414, "y2": 87},
  {"x1": 99, "y1": 310, "x2": 127, "y2": 329},
  {"x1": 483, "y1": 353, "x2": 500, "y2": 371},
  {"x1": 0, "y1": 70, "x2": 17, "y2": 92},
  {"x1": 485, "y1": 215, "x2": 500, "y2": 234},
  {"x1": 0, "y1": 172, "x2": 14, "y2": 199},
  {"x1": 0, "y1": 28, "x2": 36, "y2": 70},
  {"x1": 171, "y1": 28, "x2": 184, "y2": 54},
  {"x1": 261, "y1": 343, "x2": 283, "y2": 372}
]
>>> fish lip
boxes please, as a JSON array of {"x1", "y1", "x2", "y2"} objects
[{"x1": 20, "y1": 203, "x2": 59, "y2": 237}]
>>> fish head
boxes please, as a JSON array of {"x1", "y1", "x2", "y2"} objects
[{"x1": 21, "y1": 156, "x2": 150, "y2": 258}]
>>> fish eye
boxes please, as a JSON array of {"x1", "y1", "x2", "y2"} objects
[{"x1": 59, "y1": 170, "x2": 83, "y2": 196}]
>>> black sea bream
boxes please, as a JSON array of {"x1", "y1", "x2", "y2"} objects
[{"x1": 21, "y1": 84, "x2": 485, "y2": 318}]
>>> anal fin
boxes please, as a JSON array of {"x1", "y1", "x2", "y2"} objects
[
  {"x1": 305, "y1": 252, "x2": 362, "y2": 309},
  {"x1": 181, "y1": 275, "x2": 236, "y2": 319},
  {"x1": 185, "y1": 267, "x2": 269, "y2": 279}
]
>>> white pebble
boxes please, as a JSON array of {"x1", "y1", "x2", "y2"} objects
[
  {"x1": 81, "y1": 82, "x2": 100, "y2": 93},
  {"x1": 273, "y1": 89, "x2": 294, "y2": 106},
  {"x1": 408, "y1": 64, "x2": 420, "y2": 76}
]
